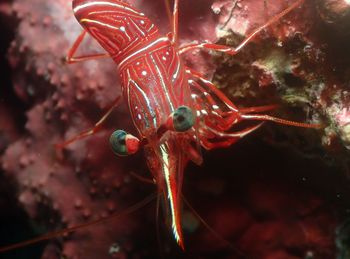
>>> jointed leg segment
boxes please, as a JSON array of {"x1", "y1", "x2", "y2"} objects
[
  {"x1": 172, "y1": 0, "x2": 179, "y2": 44},
  {"x1": 66, "y1": 30, "x2": 109, "y2": 64},
  {"x1": 179, "y1": 0, "x2": 305, "y2": 56},
  {"x1": 187, "y1": 68, "x2": 319, "y2": 150},
  {"x1": 56, "y1": 96, "x2": 121, "y2": 149}
]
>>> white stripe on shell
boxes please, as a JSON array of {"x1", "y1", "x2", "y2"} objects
[
  {"x1": 118, "y1": 37, "x2": 169, "y2": 69},
  {"x1": 73, "y1": 1, "x2": 144, "y2": 16}
]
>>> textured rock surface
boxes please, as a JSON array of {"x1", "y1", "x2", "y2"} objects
[{"x1": 0, "y1": 0, "x2": 349, "y2": 258}]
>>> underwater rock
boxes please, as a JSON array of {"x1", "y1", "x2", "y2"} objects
[
  {"x1": 336, "y1": 219, "x2": 350, "y2": 259},
  {"x1": 317, "y1": 0, "x2": 350, "y2": 27},
  {"x1": 212, "y1": 0, "x2": 350, "y2": 157},
  {"x1": 0, "y1": 0, "x2": 347, "y2": 258}
]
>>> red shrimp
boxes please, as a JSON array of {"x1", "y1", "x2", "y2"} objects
[
  {"x1": 64, "y1": 0, "x2": 319, "y2": 248},
  {"x1": 0, "y1": 0, "x2": 320, "y2": 253}
]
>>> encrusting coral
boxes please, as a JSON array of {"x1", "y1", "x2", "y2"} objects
[{"x1": 1, "y1": 0, "x2": 349, "y2": 258}]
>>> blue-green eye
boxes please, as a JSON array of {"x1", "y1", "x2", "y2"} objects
[
  {"x1": 172, "y1": 106, "x2": 194, "y2": 132},
  {"x1": 109, "y1": 130, "x2": 140, "y2": 156}
]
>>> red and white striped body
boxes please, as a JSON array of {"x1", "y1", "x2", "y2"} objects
[{"x1": 73, "y1": 0, "x2": 193, "y2": 247}]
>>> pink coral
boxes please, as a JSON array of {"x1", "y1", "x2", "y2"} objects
[{"x1": 0, "y1": 0, "x2": 348, "y2": 258}]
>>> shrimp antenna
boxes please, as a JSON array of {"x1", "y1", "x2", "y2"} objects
[
  {"x1": 182, "y1": 195, "x2": 247, "y2": 258},
  {"x1": 0, "y1": 193, "x2": 157, "y2": 253}
]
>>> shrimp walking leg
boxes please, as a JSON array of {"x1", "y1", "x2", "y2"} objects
[
  {"x1": 172, "y1": 0, "x2": 179, "y2": 44},
  {"x1": 179, "y1": 0, "x2": 305, "y2": 55},
  {"x1": 66, "y1": 30, "x2": 109, "y2": 64},
  {"x1": 239, "y1": 105, "x2": 278, "y2": 114},
  {"x1": 189, "y1": 78, "x2": 263, "y2": 149},
  {"x1": 164, "y1": 0, "x2": 173, "y2": 29},
  {"x1": 56, "y1": 96, "x2": 121, "y2": 149},
  {"x1": 200, "y1": 123, "x2": 263, "y2": 150},
  {"x1": 240, "y1": 113, "x2": 321, "y2": 128},
  {"x1": 162, "y1": 0, "x2": 179, "y2": 44},
  {"x1": 189, "y1": 70, "x2": 319, "y2": 129},
  {"x1": 187, "y1": 68, "x2": 238, "y2": 112}
]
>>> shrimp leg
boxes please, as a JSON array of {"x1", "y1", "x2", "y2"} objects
[
  {"x1": 56, "y1": 96, "x2": 121, "y2": 149},
  {"x1": 188, "y1": 70, "x2": 319, "y2": 128},
  {"x1": 178, "y1": 0, "x2": 304, "y2": 55},
  {"x1": 66, "y1": 30, "x2": 109, "y2": 64},
  {"x1": 164, "y1": 0, "x2": 180, "y2": 45}
]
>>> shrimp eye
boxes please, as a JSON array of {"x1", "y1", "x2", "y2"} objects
[
  {"x1": 109, "y1": 130, "x2": 140, "y2": 156},
  {"x1": 169, "y1": 106, "x2": 194, "y2": 132}
]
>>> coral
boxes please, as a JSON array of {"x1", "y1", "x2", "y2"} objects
[
  {"x1": 0, "y1": 0, "x2": 349, "y2": 258},
  {"x1": 210, "y1": 0, "x2": 350, "y2": 158}
]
